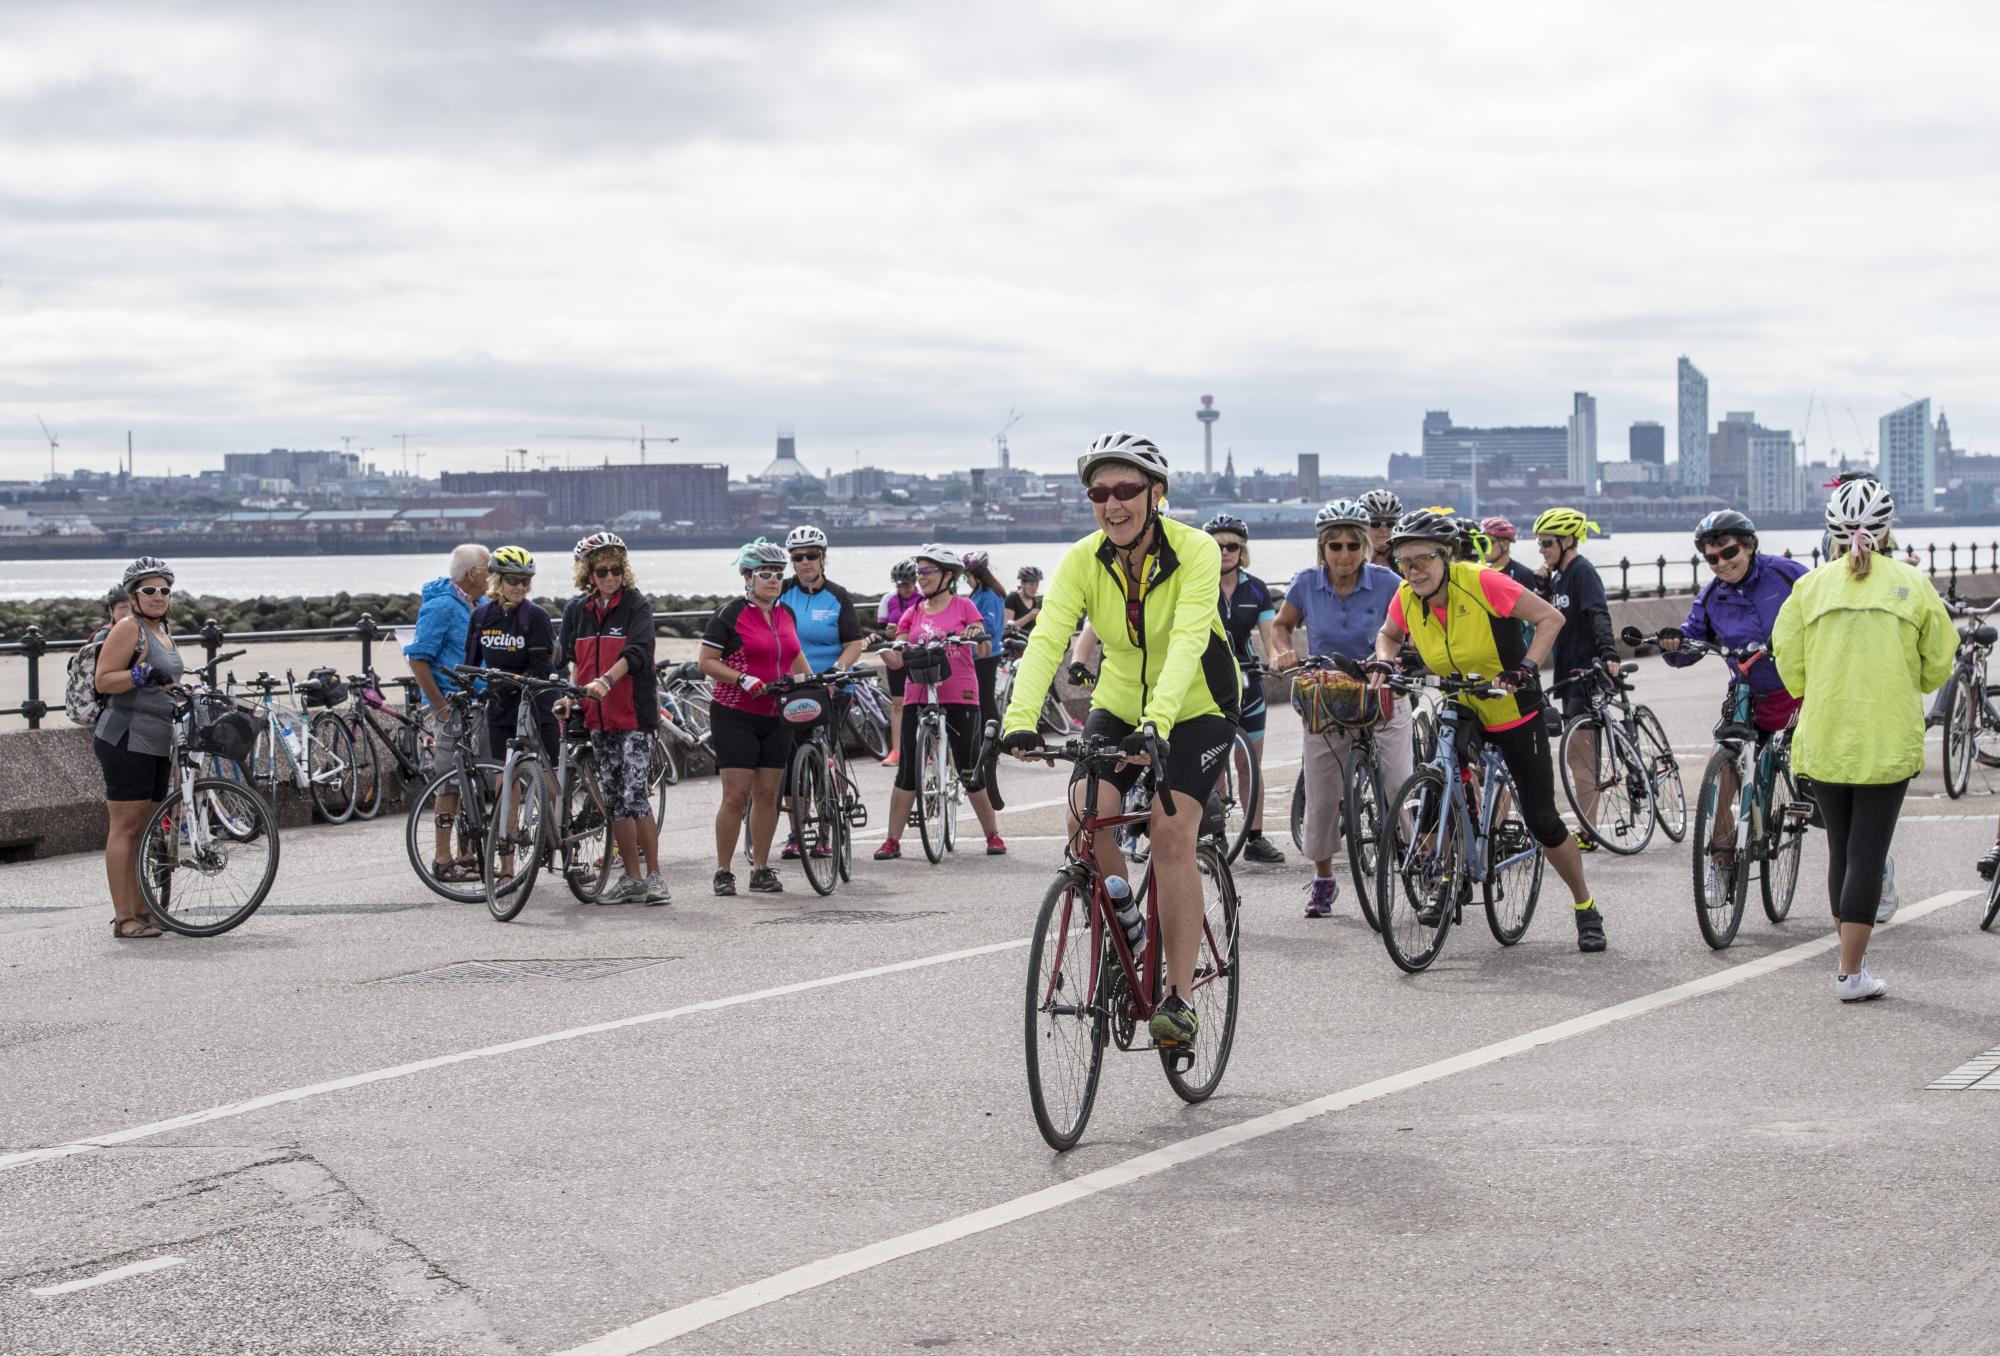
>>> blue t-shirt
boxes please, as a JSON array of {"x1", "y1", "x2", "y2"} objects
[
  {"x1": 1284, "y1": 563, "x2": 1400, "y2": 665},
  {"x1": 969, "y1": 587, "x2": 1007, "y2": 646},
  {"x1": 778, "y1": 578, "x2": 862, "y2": 674}
]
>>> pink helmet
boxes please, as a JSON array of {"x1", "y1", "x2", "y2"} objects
[{"x1": 1480, "y1": 516, "x2": 1517, "y2": 542}]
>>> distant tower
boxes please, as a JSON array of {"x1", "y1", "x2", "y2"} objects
[{"x1": 1196, "y1": 395, "x2": 1220, "y2": 476}]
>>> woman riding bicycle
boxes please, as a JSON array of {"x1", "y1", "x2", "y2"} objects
[
  {"x1": 874, "y1": 544, "x2": 1004, "y2": 860},
  {"x1": 1368, "y1": 508, "x2": 1609, "y2": 952},
  {"x1": 777, "y1": 525, "x2": 865, "y2": 861},
  {"x1": 1203, "y1": 513, "x2": 1285, "y2": 866}
]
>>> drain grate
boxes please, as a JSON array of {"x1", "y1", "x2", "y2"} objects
[
  {"x1": 374, "y1": 957, "x2": 678, "y2": 984},
  {"x1": 756, "y1": 909, "x2": 947, "y2": 926},
  {"x1": 1926, "y1": 1047, "x2": 2000, "y2": 1090}
]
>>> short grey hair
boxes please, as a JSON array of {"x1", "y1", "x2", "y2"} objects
[{"x1": 448, "y1": 543, "x2": 492, "y2": 583}]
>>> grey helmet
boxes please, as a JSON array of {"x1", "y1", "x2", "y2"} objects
[
  {"x1": 890, "y1": 558, "x2": 918, "y2": 585},
  {"x1": 121, "y1": 556, "x2": 175, "y2": 591},
  {"x1": 1357, "y1": 489, "x2": 1403, "y2": 521},
  {"x1": 1315, "y1": 498, "x2": 1371, "y2": 531}
]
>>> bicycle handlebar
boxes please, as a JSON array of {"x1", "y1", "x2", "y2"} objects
[
  {"x1": 1380, "y1": 670, "x2": 1507, "y2": 701},
  {"x1": 1012, "y1": 723, "x2": 1177, "y2": 815}
]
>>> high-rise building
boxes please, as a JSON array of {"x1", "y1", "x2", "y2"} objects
[
  {"x1": 1567, "y1": 392, "x2": 1598, "y2": 492},
  {"x1": 1880, "y1": 398, "x2": 1935, "y2": 515},
  {"x1": 1629, "y1": 421, "x2": 1665, "y2": 464},
  {"x1": 1706, "y1": 411, "x2": 1767, "y2": 503},
  {"x1": 1297, "y1": 453, "x2": 1320, "y2": 502},
  {"x1": 1677, "y1": 357, "x2": 1709, "y2": 492},
  {"x1": 1747, "y1": 428, "x2": 1801, "y2": 514},
  {"x1": 1421, "y1": 410, "x2": 1567, "y2": 480}
]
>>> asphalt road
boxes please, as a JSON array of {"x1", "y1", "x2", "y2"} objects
[{"x1": 3, "y1": 657, "x2": 1998, "y2": 1355}]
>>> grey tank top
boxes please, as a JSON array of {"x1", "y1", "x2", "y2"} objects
[{"x1": 95, "y1": 624, "x2": 184, "y2": 757}]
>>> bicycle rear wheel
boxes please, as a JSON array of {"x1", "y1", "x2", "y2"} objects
[
  {"x1": 1345, "y1": 755, "x2": 1384, "y2": 933},
  {"x1": 484, "y1": 757, "x2": 547, "y2": 922},
  {"x1": 307, "y1": 712, "x2": 358, "y2": 824},
  {"x1": 1692, "y1": 748, "x2": 1748, "y2": 948},
  {"x1": 562, "y1": 753, "x2": 615, "y2": 904},
  {"x1": 405, "y1": 760, "x2": 503, "y2": 903},
  {"x1": 1941, "y1": 676, "x2": 1973, "y2": 799},
  {"x1": 849, "y1": 685, "x2": 892, "y2": 760},
  {"x1": 1983, "y1": 869, "x2": 2000, "y2": 931},
  {"x1": 1161, "y1": 841, "x2": 1241, "y2": 1102},
  {"x1": 1559, "y1": 716, "x2": 1655, "y2": 855},
  {"x1": 791, "y1": 742, "x2": 840, "y2": 896},
  {"x1": 1633, "y1": 706, "x2": 1687, "y2": 843},
  {"x1": 1379, "y1": 767, "x2": 1460, "y2": 973},
  {"x1": 140, "y1": 780, "x2": 280, "y2": 937},
  {"x1": 942, "y1": 739, "x2": 961, "y2": 855},
  {"x1": 1760, "y1": 756, "x2": 1805, "y2": 923},
  {"x1": 1025, "y1": 871, "x2": 1106, "y2": 1150},
  {"x1": 1213, "y1": 729, "x2": 1256, "y2": 863},
  {"x1": 1481, "y1": 769, "x2": 1544, "y2": 945},
  {"x1": 200, "y1": 755, "x2": 259, "y2": 840}
]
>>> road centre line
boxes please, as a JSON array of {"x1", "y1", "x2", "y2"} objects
[
  {"x1": 30, "y1": 1256, "x2": 186, "y2": 1296},
  {"x1": 0, "y1": 939, "x2": 1031, "y2": 1175},
  {"x1": 549, "y1": 889, "x2": 1976, "y2": 1355}
]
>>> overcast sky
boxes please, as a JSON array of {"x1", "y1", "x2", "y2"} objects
[{"x1": 4, "y1": 1, "x2": 1996, "y2": 483}]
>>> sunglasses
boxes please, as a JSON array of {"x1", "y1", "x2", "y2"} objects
[
  {"x1": 789, "y1": 551, "x2": 823, "y2": 563},
  {"x1": 1322, "y1": 540, "x2": 1364, "y2": 554},
  {"x1": 914, "y1": 565, "x2": 942, "y2": 577},
  {"x1": 591, "y1": 565, "x2": 622, "y2": 579},
  {"x1": 499, "y1": 575, "x2": 533, "y2": 585},
  {"x1": 1370, "y1": 518, "x2": 1398, "y2": 529},
  {"x1": 1703, "y1": 543, "x2": 1745, "y2": 567},
  {"x1": 1215, "y1": 540, "x2": 1244, "y2": 551},
  {"x1": 749, "y1": 568, "x2": 784, "y2": 581},
  {"x1": 1536, "y1": 537, "x2": 1564, "y2": 550},
  {"x1": 1393, "y1": 550, "x2": 1445, "y2": 573},
  {"x1": 1086, "y1": 481, "x2": 1151, "y2": 504},
  {"x1": 133, "y1": 585, "x2": 173, "y2": 598}
]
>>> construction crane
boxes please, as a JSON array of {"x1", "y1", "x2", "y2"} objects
[
  {"x1": 1846, "y1": 407, "x2": 1874, "y2": 460},
  {"x1": 1799, "y1": 390, "x2": 1815, "y2": 463},
  {"x1": 35, "y1": 416, "x2": 57, "y2": 480},
  {"x1": 535, "y1": 425, "x2": 678, "y2": 466},
  {"x1": 391, "y1": 432, "x2": 426, "y2": 477},
  {"x1": 993, "y1": 408, "x2": 1022, "y2": 469}
]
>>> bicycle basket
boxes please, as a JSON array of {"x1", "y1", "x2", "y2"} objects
[
  {"x1": 1292, "y1": 671, "x2": 1384, "y2": 734},
  {"x1": 781, "y1": 692, "x2": 828, "y2": 725},
  {"x1": 188, "y1": 692, "x2": 257, "y2": 762},
  {"x1": 903, "y1": 643, "x2": 952, "y2": 688},
  {"x1": 301, "y1": 665, "x2": 348, "y2": 709}
]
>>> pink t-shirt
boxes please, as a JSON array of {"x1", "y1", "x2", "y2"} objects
[{"x1": 896, "y1": 596, "x2": 983, "y2": 705}]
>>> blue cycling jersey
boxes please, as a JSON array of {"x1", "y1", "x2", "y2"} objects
[{"x1": 778, "y1": 578, "x2": 862, "y2": 674}]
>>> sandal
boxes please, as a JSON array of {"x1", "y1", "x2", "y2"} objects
[
  {"x1": 432, "y1": 858, "x2": 482, "y2": 884},
  {"x1": 113, "y1": 917, "x2": 160, "y2": 939}
]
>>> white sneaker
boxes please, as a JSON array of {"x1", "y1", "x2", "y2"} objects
[
  {"x1": 1875, "y1": 857, "x2": 1900, "y2": 924},
  {"x1": 641, "y1": 872, "x2": 672, "y2": 906},
  {"x1": 1836, "y1": 968, "x2": 1888, "y2": 1003},
  {"x1": 600, "y1": 875, "x2": 649, "y2": 905}
]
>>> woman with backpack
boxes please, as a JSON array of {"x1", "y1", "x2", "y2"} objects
[{"x1": 90, "y1": 557, "x2": 184, "y2": 939}]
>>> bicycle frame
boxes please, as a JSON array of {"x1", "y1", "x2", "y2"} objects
[
  {"x1": 1712, "y1": 683, "x2": 1795, "y2": 860},
  {"x1": 1411, "y1": 701, "x2": 1537, "y2": 888}
]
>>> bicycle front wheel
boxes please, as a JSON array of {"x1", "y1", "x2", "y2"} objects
[
  {"x1": 1559, "y1": 716, "x2": 1654, "y2": 855},
  {"x1": 914, "y1": 719, "x2": 946, "y2": 863},
  {"x1": 1379, "y1": 767, "x2": 1460, "y2": 973},
  {"x1": 1633, "y1": 706, "x2": 1687, "y2": 843},
  {"x1": 791, "y1": 742, "x2": 840, "y2": 896},
  {"x1": 1692, "y1": 748, "x2": 1748, "y2": 949},
  {"x1": 200, "y1": 755, "x2": 259, "y2": 840},
  {"x1": 141, "y1": 780, "x2": 280, "y2": 937},
  {"x1": 562, "y1": 752, "x2": 615, "y2": 904},
  {"x1": 405, "y1": 760, "x2": 503, "y2": 903},
  {"x1": 1759, "y1": 755, "x2": 1804, "y2": 924},
  {"x1": 307, "y1": 712, "x2": 358, "y2": 824},
  {"x1": 484, "y1": 757, "x2": 547, "y2": 922},
  {"x1": 1162, "y1": 841, "x2": 1241, "y2": 1103},
  {"x1": 1941, "y1": 676, "x2": 1973, "y2": 799},
  {"x1": 1346, "y1": 755, "x2": 1385, "y2": 933},
  {"x1": 1025, "y1": 871, "x2": 1106, "y2": 1151}
]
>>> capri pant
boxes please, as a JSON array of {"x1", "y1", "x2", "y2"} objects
[
  {"x1": 589, "y1": 729, "x2": 656, "y2": 823},
  {"x1": 1810, "y1": 779, "x2": 1909, "y2": 925},
  {"x1": 1479, "y1": 714, "x2": 1569, "y2": 849},
  {"x1": 895, "y1": 702, "x2": 986, "y2": 794}
]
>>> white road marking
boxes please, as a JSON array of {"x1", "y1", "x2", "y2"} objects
[
  {"x1": 30, "y1": 1256, "x2": 185, "y2": 1296},
  {"x1": 0, "y1": 939, "x2": 1031, "y2": 1174},
  {"x1": 549, "y1": 889, "x2": 1977, "y2": 1355}
]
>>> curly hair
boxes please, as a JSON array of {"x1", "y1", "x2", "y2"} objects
[{"x1": 572, "y1": 546, "x2": 638, "y2": 594}]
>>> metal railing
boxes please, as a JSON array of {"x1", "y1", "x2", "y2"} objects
[{"x1": 1609, "y1": 541, "x2": 2000, "y2": 602}]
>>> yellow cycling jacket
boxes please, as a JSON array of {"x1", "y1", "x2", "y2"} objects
[{"x1": 1003, "y1": 516, "x2": 1239, "y2": 739}]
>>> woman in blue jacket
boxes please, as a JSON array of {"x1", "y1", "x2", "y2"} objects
[{"x1": 963, "y1": 551, "x2": 1009, "y2": 807}]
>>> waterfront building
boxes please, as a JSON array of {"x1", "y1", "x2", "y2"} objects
[
  {"x1": 1879, "y1": 398, "x2": 1936, "y2": 515},
  {"x1": 1677, "y1": 357, "x2": 1709, "y2": 492},
  {"x1": 1630, "y1": 421, "x2": 1665, "y2": 464},
  {"x1": 1422, "y1": 410, "x2": 1567, "y2": 481},
  {"x1": 439, "y1": 463, "x2": 731, "y2": 528},
  {"x1": 1601, "y1": 460, "x2": 1667, "y2": 485},
  {"x1": 221, "y1": 449, "x2": 362, "y2": 490},
  {"x1": 1297, "y1": 453, "x2": 1320, "y2": 502},
  {"x1": 1567, "y1": 392, "x2": 1598, "y2": 493},
  {"x1": 761, "y1": 430, "x2": 818, "y2": 483},
  {"x1": 1707, "y1": 411, "x2": 1772, "y2": 505},
  {"x1": 1747, "y1": 428, "x2": 1802, "y2": 515}
]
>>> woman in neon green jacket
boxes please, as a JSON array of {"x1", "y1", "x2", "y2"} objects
[{"x1": 1772, "y1": 478, "x2": 1956, "y2": 1003}]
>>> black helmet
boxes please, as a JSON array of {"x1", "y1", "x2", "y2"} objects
[
  {"x1": 1387, "y1": 508, "x2": 1460, "y2": 552},
  {"x1": 1695, "y1": 508, "x2": 1757, "y2": 548},
  {"x1": 890, "y1": 558, "x2": 918, "y2": 585},
  {"x1": 121, "y1": 556, "x2": 175, "y2": 591},
  {"x1": 1201, "y1": 513, "x2": 1248, "y2": 538},
  {"x1": 103, "y1": 585, "x2": 126, "y2": 610}
]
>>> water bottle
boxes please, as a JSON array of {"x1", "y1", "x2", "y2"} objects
[
  {"x1": 1106, "y1": 875, "x2": 1145, "y2": 955},
  {"x1": 280, "y1": 714, "x2": 305, "y2": 766}
]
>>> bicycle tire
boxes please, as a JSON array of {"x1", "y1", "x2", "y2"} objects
[
  {"x1": 1378, "y1": 767, "x2": 1460, "y2": 973},
  {"x1": 914, "y1": 719, "x2": 944, "y2": 863},
  {"x1": 200, "y1": 755, "x2": 259, "y2": 840},
  {"x1": 1982, "y1": 869, "x2": 2000, "y2": 931},
  {"x1": 1212, "y1": 728, "x2": 1256, "y2": 864},
  {"x1": 1941, "y1": 675, "x2": 1973, "y2": 799},
  {"x1": 484, "y1": 756, "x2": 547, "y2": 922},
  {"x1": 791, "y1": 742, "x2": 840, "y2": 896},
  {"x1": 1345, "y1": 755, "x2": 1384, "y2": 933},
  {"x1": 307, "y1": 712, "x2": 358, "y2": 824},
  {"x1": 850, "y1": 687, "x2": 892, "y2": 760},
  {"x1": 943, "y1": 734, "x2": 961, "y2": 856},
  {"x1": 1041, "y1": 688, "x2": 1072, "y2": 735},
  {"x1": 405, "y1": 760, "x2": 503, "y2": 903},
  {"x1": 1412, "y1": 708, "x2": 1439, "y2": 766},
  {"x1": 654, "y1": 730, "x2": 684, "y2": 788},
  {"x1": 561, "y1": 753, "x2": 615, "y2": 904},
  {"x1": 1760, "y1": 754, "x2": 1804, "y2": 924},
  {"x1": 347, "y1": 715, "x2": 385, "y2": 820},
  {"x1": 1692, "y1": 747, "x2": 1748, "y2": 949},
  {"x1": 1633, "y1": 706, "x2": 1687, "y2": 843},
  {"x1": 1481, "y1": 767, "x2": 1543, "y2": 945},
  {"x1": 1289, "y1": 769, "x2": 1306, "y2": 853},
  {"x1": 140, "y1": 780, "x2": 280, "y2": 937},
  {"x1": 1025, "y1": 871, "x2": 1107, "y2": 1150},
  {"x1": 834, "y1": 747, "x2": 856, "y2": 883},
  {"x1": 1559, "y1": 716, "x2": 1655, "y2": 855},
  {"x1": 1161, "y1": 840, "x2": 1241, "y2": 1102}
]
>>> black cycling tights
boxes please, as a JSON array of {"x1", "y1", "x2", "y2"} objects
[
  {"x1": 1479, "y1": 718, "x2": 1570, "y2": 849},
  {"x1": 1810, "y1": 778, "x2": 1909, "y2": 926}
]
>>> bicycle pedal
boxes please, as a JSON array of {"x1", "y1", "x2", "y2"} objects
[
  {"x1": 846, "y1": 804, "x2": 869, "y2": 829},
  {"x1": 1155, "y1": 1042, "x2": 1197, "y2": 1071}
]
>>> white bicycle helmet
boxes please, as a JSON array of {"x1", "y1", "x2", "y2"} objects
[
  {"x1": 1825, "y1": 477, "x2": 1895, "y2": 548},
  {"x1": 785, "y1": 525, "x2": 828, "y2": 551},
  {"x1": 1315, "y1": 499, "x2": 1370, "y2": 530},
  {"x1": 573, "y1": 530, "x2": 626, "y2": 560},
  {"x1": 912, "y1": 543, "x2": 962, "y2": 573},
  {"x1": 1077, "y1": 431, "x2": 1170, "y2": 488},
  {"x1": 1357, "y1": 488, "x2": 1403, "y2": 521}
]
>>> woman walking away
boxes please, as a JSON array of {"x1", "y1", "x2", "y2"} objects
[
  {"x1": 1772, "y1": 479, "x2": 1956, "y2": 1001},
  {"x1": 701, "y1": 539, "x2": 809, "y2": 895},
  {"x1": 94, "y1": 557, "x2": 184, "y2": 939},
  {"x1": 562, "y1": 532, "x2": 668, "y2": 905}
]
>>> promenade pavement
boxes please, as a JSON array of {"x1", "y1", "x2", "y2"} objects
[{"x1": 2, "y1": 656, "x2": 1997, "y2": 1355}]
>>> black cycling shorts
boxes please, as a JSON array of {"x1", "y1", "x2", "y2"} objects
[
  {"x1": 1077, "y1": 710, "x2": 1236, "y2": 806},
  {"x1": 95, "y1": 732, "x2": 170, "y2": 803},
  {"x1": 710, "y1": 703, "x2": 791, "y2": 771},
  {"x1": 885, "y1": 665, "x2": 907, "y2": 699}
]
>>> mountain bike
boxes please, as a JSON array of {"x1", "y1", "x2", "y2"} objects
[
  {"x1": 341, "y1": 673, "x2": 434, "y2": 820},
  {"x1": 1376, "y1": 672, "x2": 1545, "y2": 973},
  {"x1": 404, "y1": 682, "x2": 499, "y2": 903},
  {"x1": 479, "y1": 673, "x2": 614, "y2": 920},
  {"x1": 1938, "y1": 599, "x2": 2000, "y2": 799},
  {"x1": 140, "y1": 686, "x2": 281, "y2": 937},
  {"x1": 1549, "y1": 663, "x2": 1658, "y2": 855},
  {"x1": 1662, "y1": 635, "x2": 1813, "y2": 948},
  {"x1": 229, "y1": 669, "x2": 359, "y2": 823},
  {"x1": 1018, "y1": 725, "x2": 1242, "y2": 1150},
  {"x1": 770, "y1": 668, "x2": 873, "y2": 896}
]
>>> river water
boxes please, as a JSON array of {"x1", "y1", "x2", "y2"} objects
[{"x1": 8, "y1": 525, "x2": 2000, "y2": 603}]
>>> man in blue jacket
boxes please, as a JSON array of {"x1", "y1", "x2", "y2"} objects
[{"x1": 405, "y1": 544, "x2": 490, "y2": 882}]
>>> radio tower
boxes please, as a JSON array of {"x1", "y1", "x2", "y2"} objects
[{"x1": 1196, "y1": 395, "x2": 1220, "y2": 476}]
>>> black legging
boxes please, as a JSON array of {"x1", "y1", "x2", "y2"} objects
[
  {"x1": 1811, "y1": 779, "x2": 1909, "y2": 925},
  {"x1": 1480, "y1": 717, "x2": 1569, "y2": 849},
  {"x1": 974, "y1": 653, "x2": 1002, "y2": 792}
]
